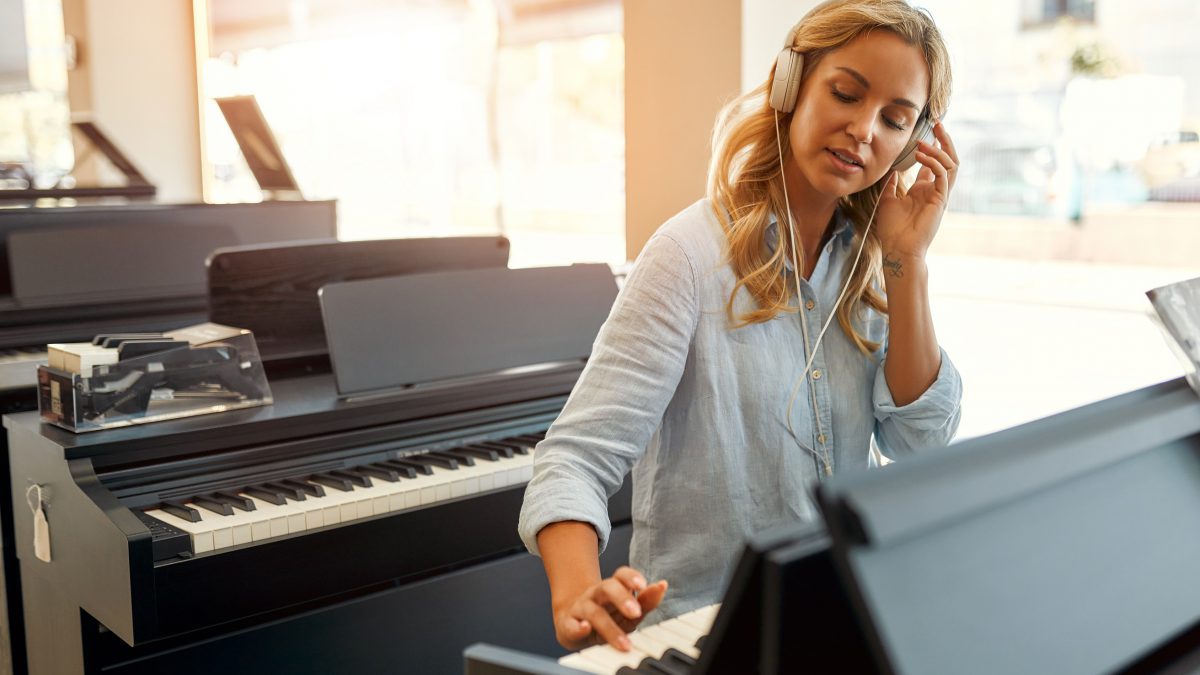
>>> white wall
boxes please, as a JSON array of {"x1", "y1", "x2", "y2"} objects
[
  {"x1": 63, "y1": 0, "x2": 202, "y2": 202},
  {"x1": 741, "y1": 0, "x2": 818, "y2": 93}
]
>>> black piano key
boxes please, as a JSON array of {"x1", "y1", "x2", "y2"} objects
[
  {"x1": 387, "y1": 458, "x2": 434, "y2": 475},
  {"x1": 661, "y1": 648, "x2": 697, "y2": 668},
  {"x1": 162, "y1": 501, "x2": 202, "y2": 523},
  {"x1": 244, "y1": 485, "x2": 288, "y2": 506},
  {"x1": 638, "y1": 657, "x2": 689, "y2": 675},
  {"x1": 448, "y1": 446, "x2": 500, "y2": 462},
  {"x1": 428, "y1": 450, "x2": 473, "y2": 466},
  {"x1": 263, "y1": 481, "x2": 306, "y2": 501},
  {"x1": 616, "y1": 668, "x2": 639, "y2": 675},
  {"x1": 404, "y1": 454, "x2": 458, "y2": 471},
  {"x1": 377, "y1": 460, "x2": 420, "y2": 479},
  {"x1": 354, "y1": 464, "x2": 400, "y2": 482},
  {"x1": 281, "y1": 478, "x2": 325, "y2": 498},
  {"x1": 330, "y1": 469, "x2": 372, "y2": 488},
  {"x1": 309, "y1": 472, "x2": 355, "y2": 492},
  {"x1": 191, "y1": 495, "x2": 235, "y2": 516},
  {"x1": 472, "y1": 442, "x2": 514, "y2": 458},
  {"x1": 497, "y1": 439, "x2": 533, "y2": 455},
  {"x1": 212, "y1": 491, "x2": 256, "y2": 511},
  {"x1": 693, "y1": 635, "x2": 707, "y2": 651}
]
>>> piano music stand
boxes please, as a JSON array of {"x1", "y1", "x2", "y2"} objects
[
  {"x1": 0, "y1": 119, "x2": 157, "y2": 201},
  {"x1": 213, "y1": 95, "x2": 303, "y2": 200},
  {"x1": 206, "y1": 236, "x2": 511, "y2": 368}
]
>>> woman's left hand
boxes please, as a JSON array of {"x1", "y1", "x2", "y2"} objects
[{"x1": 874, "y1": 119, "x2": 959, "y2": 260}]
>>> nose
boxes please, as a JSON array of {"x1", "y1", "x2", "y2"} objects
[{"x1": 845, "y1": 110, "x2": 876, "y2": 145}]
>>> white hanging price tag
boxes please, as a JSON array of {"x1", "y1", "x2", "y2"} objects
[{"x1": 27, "y1": 485, "x2": 51, "y2": 563}]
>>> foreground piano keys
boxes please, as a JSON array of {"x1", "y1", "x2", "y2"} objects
[{"x1": 556, "y1": 604, "x2": 718, "y2": 674}]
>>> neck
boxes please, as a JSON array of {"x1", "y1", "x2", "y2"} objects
[{"x1": 781, "y1": 168, "x2": 839, "y2": 277}]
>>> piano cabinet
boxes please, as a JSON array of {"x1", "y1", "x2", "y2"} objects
[{"x1": 5, "y1": 391, "x2": 633, "y2": 675}]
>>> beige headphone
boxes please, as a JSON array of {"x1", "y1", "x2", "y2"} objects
[{"x1": 768, "y1": 26, "x2": 933, "y2": 173}]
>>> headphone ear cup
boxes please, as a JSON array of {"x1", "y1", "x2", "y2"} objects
[
  {"x1": 890, "y1": 117, "x2": 934, "y2": 173},
  {"x1": 769, "y1": 50, "x2": 804, "y2": 113}
]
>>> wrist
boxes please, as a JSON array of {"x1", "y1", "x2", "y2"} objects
[{"x1": 881, "y1": 250, "x2": 927, "y2": 281}]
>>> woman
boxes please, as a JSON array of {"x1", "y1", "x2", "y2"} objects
[{"x1": 519, "y1": 0, "x2": 962, "y2": 652}]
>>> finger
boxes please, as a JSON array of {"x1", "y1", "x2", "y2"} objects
[
  {"x1": 578, "y1": 598, "x2": 632, "y2": 651},
  {"x1": 613, "y1": 566, "x2": 648, "y2": 594},
  {"x1": 595, "y1": 577, "x2": 643, "y2": 621},
  {"x1": 914, "y1": 149, "x2": 949, "y2": 197},
  {"x1": 931, "y1": 118, "x2": 959, "y2": 166},
  {"x1": 916, "y1": 164, "x2": 934, "y2": 184},
  {"x1": 558, "y1": 614, "x2": 592, "y2": 642},
  {"x1": 636, "y1": 579, "x2": 669, "y2": 613},
  {"x1": 916, "y1": 140, "x2": 956, "y2": 176}
]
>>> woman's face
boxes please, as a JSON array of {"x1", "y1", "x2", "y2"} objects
[{"x1": 787, "y1": 30, "x2": 930, "y2": 200}]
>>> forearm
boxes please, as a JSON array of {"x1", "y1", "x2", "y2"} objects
[
  {"x1": 881, "y1": 251, "x2": 941, "y2": 406},
  {"x1": 537, "y1": 521, "x2": 603, "y2": 613}
]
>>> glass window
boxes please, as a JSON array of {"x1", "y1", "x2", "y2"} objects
[
  {"x1": 912, "y1": 0, "x2": 1200, "y2": 438},
  {"x1": 0, "y1": 0, "x2": 72, "y2": 190},
  {"x1": 201, "y1": 0, "x2": 625, "y2": 269}
]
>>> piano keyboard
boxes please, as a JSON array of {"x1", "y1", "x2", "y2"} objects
[
  {"x1": 0, "y1": 346, "x2": 48, "y2": 390},
  {"x1": 141, "y1": 433, "x2": 541, "y2": 558},
  {"x1": 557, "y1": 604, "x2": 720, "y2": 674}
]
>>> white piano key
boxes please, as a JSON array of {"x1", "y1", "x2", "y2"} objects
[
  {"x1": 640, "y1": 624, "x2": 700, "y2": 659},
  {"x1": 184, "y1": 502, "x2": 238, "y2": 551},
  {"x1": 572, "y1": 641, "x2": 646, "y2": 672},
  {"x1": 647, "y1": 617, "x2": 703, "y2": 654},
  {"x1": 235, "y1": 495, "x2": 293, "y2": 540},
  {"x1": 555, "y1": 652, "x2": 608, "y2": 674}
]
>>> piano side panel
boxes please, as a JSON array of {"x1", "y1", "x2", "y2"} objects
[
  {"x1": 90, "y1": 524, "x2": 633, "y2": 675},
  {"x1": 6, "y1": 423, "x2": 148, "y2": 647}
]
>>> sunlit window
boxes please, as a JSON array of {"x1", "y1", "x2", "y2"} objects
[
  {"x1": 0, "y1": 0, "x2": 72, "y2": 190},
  {"x1": 909, "y1": 0, "x2": 1200, "y2": 439},
  {"x1": 201, "y1": 0, "x2": 624, "y2": 269}
]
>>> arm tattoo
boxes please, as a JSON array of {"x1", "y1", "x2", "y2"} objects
[{"x1": 883, "y1": 253, "x2": 904, "y2": 278}]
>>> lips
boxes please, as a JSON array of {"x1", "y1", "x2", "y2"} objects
[{"x1": 827, "y1": 148, "x2": 864, "y2": 167}]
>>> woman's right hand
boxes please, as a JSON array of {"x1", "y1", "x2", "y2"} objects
[{"x1": 553, "y1": 565, "x2": 669, "y2": 651}]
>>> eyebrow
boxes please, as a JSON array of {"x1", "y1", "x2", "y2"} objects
[{"x1": 835, "y1": 66, "x2": 922, "y2": 111}]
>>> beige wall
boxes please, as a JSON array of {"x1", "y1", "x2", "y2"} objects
[
  {"x1": 623, "y1": 0, "x2": 742, "y2": 260},
  {"x1": 63, "y1": 0, "x2": 203, "y2": 202}
]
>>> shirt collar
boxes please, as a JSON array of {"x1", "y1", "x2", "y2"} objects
[{"x1": 765, "y1": 209, "x2": 854, "y2": 272}]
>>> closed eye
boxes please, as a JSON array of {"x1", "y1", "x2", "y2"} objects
[{"x1": 831, "y1": 89, "x2": 909, "y2": 132}]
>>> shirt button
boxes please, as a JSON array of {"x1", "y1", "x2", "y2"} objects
[
  {"x1": 805, "y1": 299, "x2": 815, "y2": 310},
  {"x1": 812, "y1": 369, "x2": 823, "y2": 380},
  {"x1": 818, "y1": 434, "x2": 827, "y2": 444}
]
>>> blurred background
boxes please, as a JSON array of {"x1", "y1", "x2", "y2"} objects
[{"x1": 0, "y1": 0, "x2": 1198, "y2": 440}]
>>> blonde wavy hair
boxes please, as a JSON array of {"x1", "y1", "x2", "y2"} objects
[{"x1": 707, "y1": 0, "x2": 951, "y2": 355}]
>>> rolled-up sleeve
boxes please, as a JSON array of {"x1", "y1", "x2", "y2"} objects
[
  {"x1": 872, "y1": 346, "x2": 962, "y2": 459},
  {"x1": 518, "y1": 232, "x2": 700, "y2": 556}
]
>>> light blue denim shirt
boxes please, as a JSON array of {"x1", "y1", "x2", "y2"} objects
[{"x1": 519, "y1": 198, "x2": 962, "y2": 622}]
